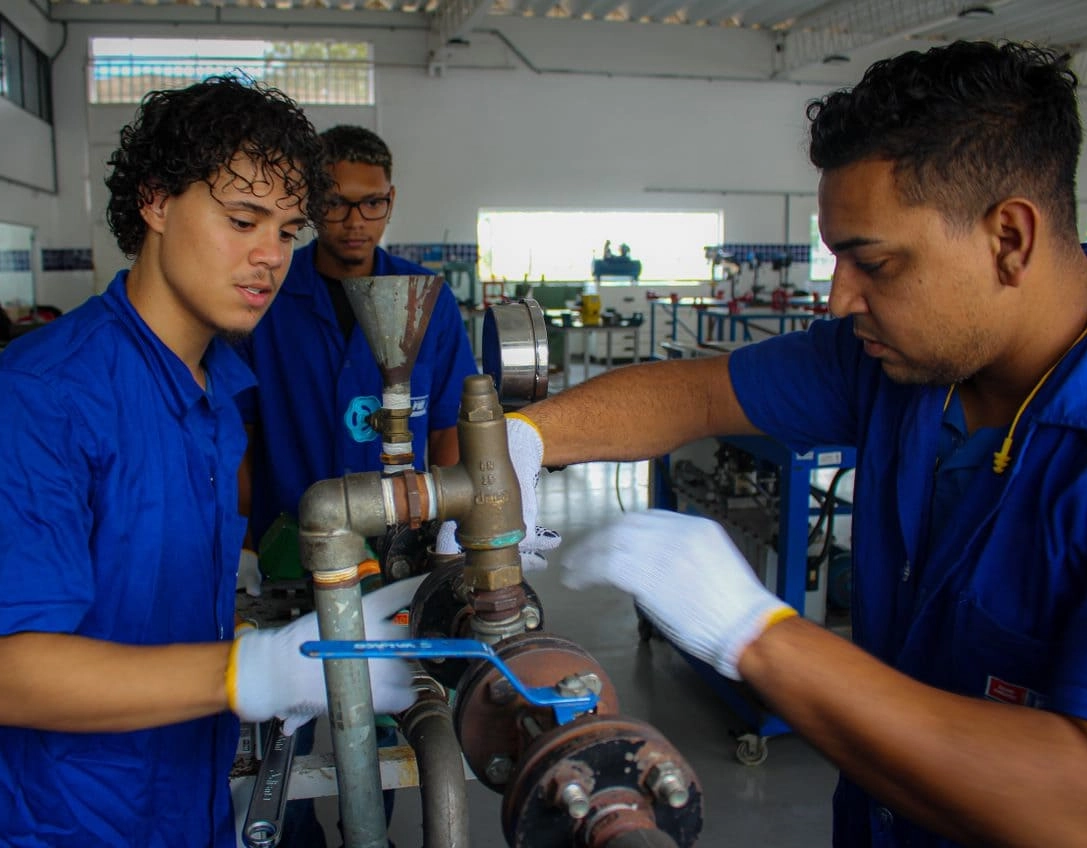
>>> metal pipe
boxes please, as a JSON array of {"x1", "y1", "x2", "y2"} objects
[
  {"x1": 310, "y1": 558, "x2": 388, "y2": 848},
  {"x1": 298, "y1": 375, "x2": 524, "y2": 848},
  {"x1": 300, "y1": 472, "x2": 396, "y2": 848},
  {"x1": 299, "y1": 474, "x2": 390, "y2": 543},
  {"x1": 400, "y1": 676, "x2": 471, "y2": 848},
  {"x1": 298, "y1": 458, "x2": 476, "y2": 848}
]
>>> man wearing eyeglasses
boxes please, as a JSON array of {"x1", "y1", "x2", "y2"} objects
[
  {"x1": 234, "y1": 125, "x2": 477, "y2": 842},
  {"x1": 237, "y1": 124, "x2": 477, "y2": 553}
]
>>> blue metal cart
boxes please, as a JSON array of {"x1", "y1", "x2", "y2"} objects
[{"x1": 647, "y1": 434, "x2": 855, "y2": 764}]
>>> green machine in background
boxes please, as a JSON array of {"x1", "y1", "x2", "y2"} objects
[{"x1": 442, "y1": 261, "x2": 477, "y2": 307}]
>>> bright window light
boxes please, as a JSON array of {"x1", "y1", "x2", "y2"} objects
[
  {"x1": 477, "y1": 210, "x2": 722, "y2": 284},
  {"x1": 809, "y1": 213, "x2": 834, "y2": 283}
]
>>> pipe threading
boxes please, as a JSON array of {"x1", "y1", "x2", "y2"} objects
[{"x1": 312, "y1": 564, "x2": 364, "y2": 588}]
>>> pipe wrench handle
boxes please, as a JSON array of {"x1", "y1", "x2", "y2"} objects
[{"x1": 242, "y1": 718, "x2": 297, "y2": 848}]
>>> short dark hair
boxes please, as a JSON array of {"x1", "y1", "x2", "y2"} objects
[
  {"x1": 807, "y1": 41, "x2": 1082, "y2": 239},
  {"x1": 106, "y1": 75, "x2": 331, "y2": 257},
  {"x1": 319, "y1": 125, "x2": 393, "y2": 181}
]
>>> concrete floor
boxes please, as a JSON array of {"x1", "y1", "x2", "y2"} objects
[{"x1": 378, "y1": 459, "x2": 839, "y2": 847}]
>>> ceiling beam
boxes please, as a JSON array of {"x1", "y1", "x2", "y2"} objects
[
  {"x1": 427, "y1": 0, "x2": 496, "y2": 73},
  {"x1": 525, "y1": 0, "x2": 564, "y2": 19},
  {"x1": 778, "y1": 0, "x2": 996, "y2": 74},
  {"x1": 634, "y1": 0, "x2": 687, "y2": 22},
  {"x1": 565, "y1": 0, "x2": 625, "y2": 20},
  {"x1": 681, "y1": 0, "x2": 743, "y2": 26},
  {"x1": 430, "y1": 0, "x2": 497, "y2": 41}
]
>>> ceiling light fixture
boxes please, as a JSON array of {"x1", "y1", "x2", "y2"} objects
[
  {"x1": 822, "y1": 54, "x2": 851, "y2": 65},
  {"x1": 958, "y1": 5, "x2": 994, "y2": 18}
]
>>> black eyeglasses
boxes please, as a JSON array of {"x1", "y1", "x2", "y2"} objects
[{"x1": 325, "y1": 194, "x2": 392, "y2": 223}]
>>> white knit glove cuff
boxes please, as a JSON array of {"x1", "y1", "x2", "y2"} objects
[
  {"x1": 711, "y1": 595, "x2": 793, "y2": 680},
  {"x1": 506, "y1": 414, "x2": 560, "y2": 569},
  {"x1": 228, "y1": 624, "x2": 322, "y2": 730}
]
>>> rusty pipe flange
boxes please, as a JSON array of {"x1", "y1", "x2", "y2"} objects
[
  {"x1": 500, "y1": 715, "x2": 702, "y2": 848},
  {"x1": 453, "y1": 632, "x2": 619, "y2": 793},
  {"x1": 410, "y1": 561, "x2": 545, "y2": 689}
]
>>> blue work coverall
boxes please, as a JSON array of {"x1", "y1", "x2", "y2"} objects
[
  {"x1": 730, "y1": 316, "x2": 1087, "y2": 848},
  {"x1": 0, "y1": 273, "x2": 250, "y2": 847}
]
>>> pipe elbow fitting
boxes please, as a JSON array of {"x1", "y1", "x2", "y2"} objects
[{"x1": 298, "y1": 476, "x2": 350, "y2": 534}]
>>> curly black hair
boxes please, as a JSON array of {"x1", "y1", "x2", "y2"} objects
[
  {"x1": 106, "y1": 75, "x2": 333, "y2": 257},
  {"x1": 807, "y1": 41, "x2": 1082, "y2": 239},
  {"x1": 319, "y1": 125, "x2": 393, "y2": 180}
]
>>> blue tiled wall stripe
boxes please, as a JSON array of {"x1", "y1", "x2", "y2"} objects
[
  {"x1": 0, "y1": 249, "x2": 31, "y2": 272},
  {"x1": 9, "y1": 244, "x2": 809, "y2": 274},
  {"x1": 42, "y1": 248, "x2": 94, "y2": 272},
  {"x1": 388, "y1": 243, "x2": 479, "y2": 265},
  {"x1": 721, "y1": 243, "x2": 811, "y2": 264},
  {"x1": 390, "y1": 243, "x2": 807, "y2": 267}
]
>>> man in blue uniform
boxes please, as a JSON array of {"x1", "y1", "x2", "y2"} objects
[
  {"x1": 497, "y1": 42, "x2": 1087, "y2": 847},
  {"x1": 238, "y1": 124, "x2": 478, "y2": 551},
  {"x1": 0, "y1": 77, "x2": 417, "y2": 848}
]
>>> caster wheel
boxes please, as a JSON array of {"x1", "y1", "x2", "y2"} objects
[{"x1": 735, "y1": 733, "x2": 768, "y2": 766}]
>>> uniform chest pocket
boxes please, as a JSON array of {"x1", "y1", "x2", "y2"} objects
[{"x1": 951, "y1": 595, "x2": 1056, "y2": 709}]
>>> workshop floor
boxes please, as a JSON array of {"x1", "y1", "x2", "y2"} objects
[{"x1": 375, "y1": 459, "x2": 839, "y2": 848}]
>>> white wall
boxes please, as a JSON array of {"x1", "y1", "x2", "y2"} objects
[
  {"x1": 1, "y1": 1, "x2": 91, "y2": 312},
  {"x1": 6, "y1": 6, "x2": 1087, "y2": 311},
  {"x1": 68, "y1": 19, "x2": 830, "y2": 305},
  {"x1": 376, "y1": 66, "x2": 823, "y2": 243}
]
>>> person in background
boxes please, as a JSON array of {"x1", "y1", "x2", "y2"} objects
[
  {"x1": 498, "y1": 41, "x2": 1087, "y2": 848},
  {"x1": 0, "y1": 76, "x2": 417, "y2": 847},
  {"x1": 237, "y1": 124, "x2": 478, "y2": 552}
]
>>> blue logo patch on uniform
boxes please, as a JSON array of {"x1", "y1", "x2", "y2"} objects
[
  {"x1": 410, "y1": 395, "x2": 428, "y2": 418},
  {"x1": 984, "y1": 675, "x2": 1048, "y2": 709},
  {"x1": 344, "y1": 395, "x2": 381, "y2": 443}
]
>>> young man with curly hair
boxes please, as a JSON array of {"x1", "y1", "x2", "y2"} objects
[
  {"x1": 494, "y1": 41, "x2": 1087, "y2": 848},
  {"x1": 0, "y1": 77, "x2": 418, "y2": 847}
]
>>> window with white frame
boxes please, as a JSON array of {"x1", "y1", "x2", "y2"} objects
[
  {"x1": 88, "y1": 38, "x2": 374, "y2": 105},
  {"x1": 1, "y1": 16, "x2": 52, "y2": 122},
  {"x1": 477, "y1": 209, "x2": 723, "y2": 284}
]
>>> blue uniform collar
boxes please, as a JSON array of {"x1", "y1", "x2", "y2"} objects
[
  {"x1": 103, "y1": 271, "x2": 255, "y2": 416},
  {"x1": 277, "y1": 242, "x2": 402, "y2": 343},
  {"x1": 1026, "y1": 332, "x2": 1087, "y2": 430},
  {"x1": 280, "y1": 241, "x2": 398, "y2": 299}
]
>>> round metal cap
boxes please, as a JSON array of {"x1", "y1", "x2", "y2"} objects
[{"x1": 482, "y1": 298, "x2": 549, "y2": 409}]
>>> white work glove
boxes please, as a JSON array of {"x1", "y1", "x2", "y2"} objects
[
  {"x1": 435, "y1": 414, "x2": 561, "y2": 572},
  {"x1": 236, "y1": 549, "x2": 262, "y2": 597},
  {"x1": 227, "y1": 575, "x2": 424, "y2": 734},
  {"x1": 560, "y1": 510, "x2": 795, "y2": 680}
]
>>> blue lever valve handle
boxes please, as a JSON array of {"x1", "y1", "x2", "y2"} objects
[{"x1": 301, "y1": 637, "x2": 598, "y2": 724}]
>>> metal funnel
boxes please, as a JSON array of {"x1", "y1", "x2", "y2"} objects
[{"x1": 341, "y1": 275, "x2": 445, "y2": 389}]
